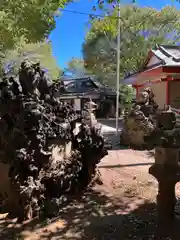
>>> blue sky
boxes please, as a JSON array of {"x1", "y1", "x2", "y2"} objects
[{"x1": 49, "y1": 0, "x2": 179, "y2": 69}]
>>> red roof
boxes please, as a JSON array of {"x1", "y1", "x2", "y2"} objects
[{"x1": 123, "y1": 44, "x2": 180, "y2": 85}]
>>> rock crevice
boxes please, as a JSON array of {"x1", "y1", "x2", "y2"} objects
[{"x1": 0, "y1": 61, "x2": 107, "y2": 220}]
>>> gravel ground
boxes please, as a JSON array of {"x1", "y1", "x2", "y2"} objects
[
  {"x1": 0, "y1": 117, "x2": 179, "y2": 240},
  {"x1": 0, "y1": 147, "x2": 180, "y2": 240}
]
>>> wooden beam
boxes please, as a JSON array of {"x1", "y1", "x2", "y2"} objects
[
  {"x1": 132, "y1": 79, "x2": 162, "y2": 88},
  {"x1": 166, "y1": 81, "x2": 169, "y2": 105},
  {"x1": 161, "y1": 76, "x2": 173, "y2": 82},
  {"x1": 163, "y1": 66, "x2": 180, "y2": 74},
  {"x1": 140, "y1": 66, "x2": 163, "y2": 76}
]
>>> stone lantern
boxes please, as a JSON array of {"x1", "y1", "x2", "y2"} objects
[
  {"x1": 82, "y1": 99, "x2": 98, "y2": 128},
  {"x1": 144, "y1": 110, "x2": 180, "y2": 225}
]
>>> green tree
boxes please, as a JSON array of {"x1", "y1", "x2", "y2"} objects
[
  {"x1": 83, "y1": 5, "x2": 180, "y2": 87},
  {"x1": 0, "y1": 0, "x2": 71, "y2": 72},
  {"x1": 0, "y1": 0, "x2": 71, "y2": 51},
  {"x1": 4, "y1": 41, "x2": 60, "y2": 79},
  {"x1": 63, "y1": 57, "x2": 93, "y2": 77},
  {"x1": 0, "y1": 0, "x2": 119, "y2": 54},
  {"x1": 68, "y1": 58, "x2": 86, "y2": 72}
]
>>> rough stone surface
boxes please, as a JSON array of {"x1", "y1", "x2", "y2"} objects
[
  {"x1": 120, "y1": 87, "x2": 158, "y2": 149},
  {"x1": 0, "y1": 60, "x2": 108, "y2": 221},
  {"x1": 145, "y1": 104, "x2": 180, "y2": 225}
]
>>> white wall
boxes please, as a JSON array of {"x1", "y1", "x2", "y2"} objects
[
  {"x1": 169, "y1": 81, "x2": 180, "y2": 108},
  {"x1": 147, "y1": 55, "x2": 161, "y2": 67}
]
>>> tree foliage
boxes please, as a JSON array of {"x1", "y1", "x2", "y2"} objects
[
  {"x1": 67, "y1": 58, "x2": 86, "y2": 72},
  {"x1": 4, "y1": 41, "x2": 60, "y2": 79},
  {"x1": 83, "y1": 5, "x2": 180, "y2": 88},
  {"x1": 62, "y1": 57, "x2": 93, "y2": 78},
  {"x1": 0, "y1": 0, "x2": 119, "y2": 54},
  {"x1": 0, "y1": 0, "x2": 72, "y2": 74},
  {"x1": 0, "y1": 0, "x2": 71, "y2": 52}
]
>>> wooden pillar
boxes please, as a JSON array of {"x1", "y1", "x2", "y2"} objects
[
  {"x1": 166, "y1": 81, "x2": 169, "y2": 105},
  {"x1": 136, "y1": 86, "x2": 139, "y2": 99},
  {"x1": 165, "y1": 76, "x2": 175, "y2": 106}
]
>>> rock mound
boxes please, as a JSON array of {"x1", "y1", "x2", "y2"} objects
[
  {"x1": 120, "y1": 87, "x2": 159, "y2": 149},
  {"x1": 0, "y1": 61, "x2": 107, "y2": 220}
]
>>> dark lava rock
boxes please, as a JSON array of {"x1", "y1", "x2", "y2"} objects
[{"x1": 0, "y1": 60, "x2": 108, "y2": 220}]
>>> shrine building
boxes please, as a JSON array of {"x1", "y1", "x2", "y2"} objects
[{"x1": 123, "y1": 44, "x2": 180, "y2": 110}]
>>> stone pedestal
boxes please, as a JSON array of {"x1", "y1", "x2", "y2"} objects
[
  {"x1": 149, "y1": 147, "x2": 180, "y2": 225},
  {"x1": 157, "y1": 180, "x2": 176, "y2": 224}
]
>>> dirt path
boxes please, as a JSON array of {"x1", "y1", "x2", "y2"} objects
[{"x1": 0, "y1": 149, "x2": 180, "y2": 239}]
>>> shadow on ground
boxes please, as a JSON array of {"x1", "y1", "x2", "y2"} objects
[
  {"x1": 0, "y1": 190, "x2": 180, "y2": 239},
  {"x1": 99, "y1": 162, "x2": 153, "y2": 169},
  {"x1": 103, "y1": 132, "x2": 129, "y2": 151}
]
